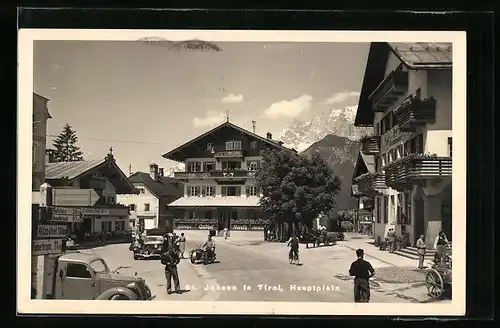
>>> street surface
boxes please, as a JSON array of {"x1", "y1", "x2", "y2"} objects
[{"x1": 84, "y1": 231, "x2": 445, "y2": 303}]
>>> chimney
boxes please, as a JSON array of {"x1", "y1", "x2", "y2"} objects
[
  {"x1": 149, "y1": 163, "x2": 159, "y2": 180},
  {"x1": 266, "y1": 132, "x2": 272, "y2": 140},
  {"x1": 159, "y1": 168, "x2": 164, "y2": 177}
]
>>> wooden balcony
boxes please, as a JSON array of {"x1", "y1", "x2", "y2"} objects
[
  {"x1": 384, "y1": 154, "x2": 452, "y2": 190},
  {"x1": 396, "y1": 97, "x2": 437, "y2": 132},
  {"x1": 369, "y1": 70, "x2": 409, "y2": 112},
  {"x1": 174, "y1": 169, "x2": 256, "y2": 180},
  {"x1": 360, "y1": 136, "x2": 380, "y2": 155},
  {"x1": 354, "y1": 172, "x2": 387, "y2": 196},
  {"x1": 213, "y1": 150, "x2": 243, "y2": 158}
]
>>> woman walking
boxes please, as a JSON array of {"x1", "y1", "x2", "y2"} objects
[{"x1": 178, "y1": 233, "x2": 186, "y2": 258}]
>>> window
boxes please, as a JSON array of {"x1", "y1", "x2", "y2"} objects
[
  {"x1": 187, "y1": 161, "x2": 201, "y2": 172},
  {"x1": 448, "y1": 137, "x2": 452, "y2": 158},
  {"x1": 206, "y1": 143, "x2": 213, "y2": 151},
  {"x1": 221, "y1": 186, "x2": 241, "y2": 196},
  {"x1": 202, "y1": 186, "x2": 215, "y2": 197},
  {"x1": 246, "y1": 185, "x2": 259, "y2": 196},
  {"x1": 383, "y1": 197, "x2": 388, "y2": 224},
  {"x1": 396, "y1": 193, "x2": 404, "y2": 224},
  {"x1": 66, "y1": 263, "x2": 92, "y2": 278},
  {"x1": 225, "y1": 141, "x2": 234, "y2": 150},
  {"x1": 416, "y1": 134, "x2": 424, "y2": 153},
  {"x1": 222, "y1": 161, "x2": 241, "y2": 170},
  {"x1": 138, "y1": 188, "x2": 145, "y2": 194},
  {"x1": 189, "y1": 186, "x2": 201, "y2": 196},
  {"x1": 107, "y1": 197, "x2": 115, "y2": 204},
  {"x1": 233, "y1": 141, "x2": 242, "y2": 150},
  {"x1": 90, "y1": 259, "x2": 108, "y2": 274},
  {"x1": 247, "y1": 161, "x2": 260, "y2": 171},
  {"x1": 250, "y1": 141, "x2": 257, "y2": 149},
  {"x1": 130, "y1": 204, "x2": 136, "y2": 211},
  {"x1": 203, "y1": 162, "x2": 215, "y2": 172},
  {"x1": 415, "y1": 88, "x2": 422, "y2": 100},
  {"x1": 405, "y1": 192, "x2": 412, "y2": 225},
  {"x1": 144, "y1": 203, "x2": 150, "y2": 212}
]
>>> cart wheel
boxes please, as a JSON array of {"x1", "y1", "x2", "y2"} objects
[{"x1": 426, "y1": 268, "x2": 444, "y2": 298}]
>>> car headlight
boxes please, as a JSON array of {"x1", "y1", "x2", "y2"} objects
[{"x1": 126, "y1": 282, "x2": 142, "y2": 298}]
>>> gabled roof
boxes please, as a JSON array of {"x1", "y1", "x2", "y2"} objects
[
  {"x1": 163, "y1": 121, "x2": 290, "y2": 163},
  {"x1": 355, "y1": 42, "x2": 453, "y2": 127},
  {"x1": 128, "y1": 172, "x2": 184, "y2": 199},
  {"x1": 45, "y1": 156, "x2": 137, "y2": 194},
  {"x1": 351, "y1": 151, "x2": 375, "y2": 182}
]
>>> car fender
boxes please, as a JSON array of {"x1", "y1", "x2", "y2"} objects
[{"x1": 95, "y1": 287, "x2": 139, "y2": 300}]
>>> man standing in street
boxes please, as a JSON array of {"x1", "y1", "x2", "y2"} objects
[
  {"x1": 416, "y1": 235, "x2": 426, "y2": 269},
  {"x1": 387, "y1": 228, "x2": 396, "y2": 253},
  {"x1": 349, "y1": 248, "x2": 375, "y2": 303},
  {"x1": 161, "y1": 245, "x2": 181, "y2": 294}
]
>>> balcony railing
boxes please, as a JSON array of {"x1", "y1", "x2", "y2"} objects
[
  {"x1": 384, "y1": 153, "x2": 452, "y2": 190},
  {"x1": 369, "y1": 70, "x2": 409, "y2": 112},
  {"x1": 396, "y1": 96, "x2": 437, "y2": 132},
  {"x1": 360, "y1": 135, "x2": 380, "y2": 155},
  {"x1": 213, "y1": 150, "x2": 243, "y2": 158},
  {"x1": 174, "y1": 169, "x2": 256, "y2": 180},
  {"x1": 354, "y1": 172, "x2": 387, "y2": 196}
]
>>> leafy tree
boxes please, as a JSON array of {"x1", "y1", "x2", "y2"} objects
[
  {"x1": 52, "y1": 123, "x2": 84, "y2": 162},
  {"x1": 256, "y1": 149, "x2": 342, "y2": 232}
]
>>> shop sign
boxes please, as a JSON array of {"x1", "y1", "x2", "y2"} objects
[
  {"x1": 231, "y1": 224, "x2": 249, "y2": 231},
  {"x1": 37, "y1": 224, "x2": 68, "y2": 238}
]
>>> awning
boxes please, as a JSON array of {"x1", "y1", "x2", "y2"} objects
[{"x1": 168, "y1": 196, "x2": 261, "y2": 208}]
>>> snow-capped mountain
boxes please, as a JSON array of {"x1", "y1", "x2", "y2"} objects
[
  {"x1": 164, "y1": 163, "x2": 185, "y2": 177},
  {"x1": 275, "y1": 105, "x2": 371, "y2": 152}
]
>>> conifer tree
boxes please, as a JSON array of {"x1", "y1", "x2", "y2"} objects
[{"x1": 52, "y1": 123, "x2": 84, "y2": 162}]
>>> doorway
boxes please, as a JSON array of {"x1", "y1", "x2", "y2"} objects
[{"x1": 218, "y1": 209, "x2": 230, "y2": 232}]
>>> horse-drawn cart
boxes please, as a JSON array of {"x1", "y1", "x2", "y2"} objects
[
  {"x1": 425, "y1": 256, "x2": 452, "y2": 299},
  {"x1": 301, "y1": 230, "x2": 337, "y2": 248}
]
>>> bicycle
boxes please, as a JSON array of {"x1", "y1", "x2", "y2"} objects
[{"x1": 289, "y1": 249, "x2": 300, "y2": 265}]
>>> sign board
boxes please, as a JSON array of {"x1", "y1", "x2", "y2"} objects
[
  {"x1": 37, "y1": 224, "x2": 68, "y2": 238},
  {"x1": 32, "y1": 189, "x2": 99, "y2": 206},
  {"x1": 51, "y1": 207, "x2": 84, "y2": 223},
  {"x1": 82, "y1": 208, "x2": 111, "y2": 216},
  {"x1": 52, "y1": 188, "x2": 99, "y2": 207},
  {"x1": 32, "y1": 239, "x2": 64, "y2": 256}
]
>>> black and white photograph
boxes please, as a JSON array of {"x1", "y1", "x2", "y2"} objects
[{"x1": 18, "y1": 29, "x2": 466, "y2": 316}]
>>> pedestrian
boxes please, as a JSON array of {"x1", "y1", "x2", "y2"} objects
[
  {"x1": 387, "y1": 228, "x2": 395, "y2": 252},
  {"x1": 223, "y1": 226, "x2": 228, "y2": 240},
  {"x1": 433, "y1": 231, "x2": 449, "y2": 264},
  {"x1": 349, "y1": 248, "x2": 375, "y2": 303},
  {"x1": 416, "y1": 235, "x2": 426, "y2": 269},
  {"x1": 160, "y1": 245, "x2": 181, "y2": 294},
  {"x1": 178, "y1": 233, "x2": 186, "y2": 258}
]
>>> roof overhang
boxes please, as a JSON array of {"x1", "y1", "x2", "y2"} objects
[
  {"x1": 168, "y1": 196, "x2": 261, "y2": 208},
  {"x1": 162, "y1": 122, "x2": 290, "y2": 163}
]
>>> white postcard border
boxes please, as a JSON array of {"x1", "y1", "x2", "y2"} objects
[{"x1": 18, "y1": 29, "x2": 467, "y2": 316}]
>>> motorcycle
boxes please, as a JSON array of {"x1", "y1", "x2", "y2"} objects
[{"x1": 190, "y1": 245, "x2": 216, "y2": 265}]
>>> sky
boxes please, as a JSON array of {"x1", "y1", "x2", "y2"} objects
[{"x1": 34, "y1": 41, "x2": 369, "y2": 174}]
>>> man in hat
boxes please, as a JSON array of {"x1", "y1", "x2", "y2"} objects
[{"x1": 161, "y1": 244, "x2": 181, "y2": 294}]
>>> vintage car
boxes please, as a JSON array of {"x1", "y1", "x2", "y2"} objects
[
  {"x1": 44, "y1": 251, "x2": 155, "y2": 300},
  {"x1": 134, "y1": 235, "x2": 165, "y2": 260}
]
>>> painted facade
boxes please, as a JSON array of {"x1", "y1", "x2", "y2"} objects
[
  {"x1": 352, "y1": 43, "x2": 452, "y2": 249},
  {"x1": 163, "y1": 122, "x2": 289, "y2": 233}
]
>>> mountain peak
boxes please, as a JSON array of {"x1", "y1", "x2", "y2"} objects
[{"x1": 275, "y1": 105, "x2": 370, "y2": 152}]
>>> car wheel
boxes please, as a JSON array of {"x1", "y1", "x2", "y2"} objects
[{"x1": 110, "y1": 294, "x2": 130, "y2": 300}]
